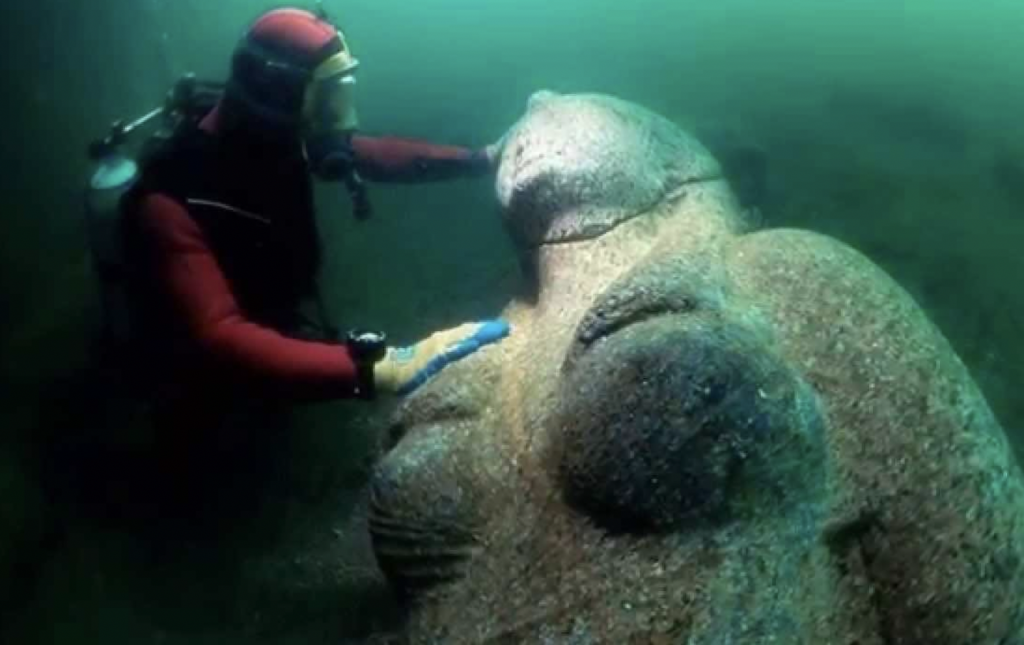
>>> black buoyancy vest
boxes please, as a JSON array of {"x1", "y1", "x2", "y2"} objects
[{"x1": 123, "y1": 123, "x2": 330, "y2": 342}]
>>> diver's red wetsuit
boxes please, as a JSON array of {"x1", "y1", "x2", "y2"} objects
[{"x1": 129, "y1": 109, "x2": 491, "y2": 404}]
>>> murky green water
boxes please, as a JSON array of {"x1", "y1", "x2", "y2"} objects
[{"x1": 2, "y1": 1, "x2": 1023, "y2": 642}]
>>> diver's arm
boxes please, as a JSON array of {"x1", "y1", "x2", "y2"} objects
[
  {"x1": 137, "y1": 194, "x2": 363, "y2": 401},
  {"x1": 350, "y1": 134, "x2": 491, "y2": 183}
]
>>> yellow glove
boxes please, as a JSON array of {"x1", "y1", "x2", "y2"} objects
[{"x1": 374, "y1": 320, "x2": 510, "y2": 395}]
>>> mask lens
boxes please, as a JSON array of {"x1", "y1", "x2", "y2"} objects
[{"x1": 309, "y1": 74, "x2": 358, "y2": 133}]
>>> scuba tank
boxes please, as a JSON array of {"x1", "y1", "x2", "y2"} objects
[
  {"x1": 84, "y1": 75, "x2": 224, "y2": 347},
  {"x1": 85, "y1": 141, "x2": 139, "y2": 345}
]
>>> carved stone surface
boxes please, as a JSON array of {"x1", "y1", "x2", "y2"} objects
[{"x1": 369, "y1": 92, "x2": 1024, "y2": 644}]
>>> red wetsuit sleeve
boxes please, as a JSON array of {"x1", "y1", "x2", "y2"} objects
[
  {"x1": 350, "y1": 134, "x2": 491, "y2": 183},
  {"x1": 138, "y1": 193, "x2": 362, "y2": 401}
]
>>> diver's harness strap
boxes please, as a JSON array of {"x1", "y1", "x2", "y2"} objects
[{"x1": 178, "y1": 195, "x2": 341, "y2": 345}]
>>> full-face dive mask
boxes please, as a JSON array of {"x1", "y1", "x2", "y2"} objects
[
  {"x1": 301, "y1": 47, "x2": 361, "y2": 180},
  {"x1": 227, "y1": 7, "x2": 373, "y2": 218},
  {"x1": 302, "y1": 51, "x2": 374, "y2": 220}
]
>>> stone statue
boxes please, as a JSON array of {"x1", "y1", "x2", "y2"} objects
[{"x1": 368, "y1": 91, "x2": 1024, "y2": 644}]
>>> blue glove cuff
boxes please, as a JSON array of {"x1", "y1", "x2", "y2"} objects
[{"x1": 397, "y1": 320, "x2": 511, "y2": 395}]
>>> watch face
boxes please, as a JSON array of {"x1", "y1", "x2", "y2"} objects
[
  {"x1": 351, "y1": 330, "x2": 384, "y2": 345},
  {"x1": 347, "y1": 330, "x2": 387, "y2": 362}
]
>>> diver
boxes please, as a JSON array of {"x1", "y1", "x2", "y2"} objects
[{"x1": 115, "y1": 6, "x2": 511, "y2": 435}]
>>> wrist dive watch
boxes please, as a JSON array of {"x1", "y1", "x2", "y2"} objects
[{"x1": 346, "y1": 329, "x2": 388, "y2": 399}]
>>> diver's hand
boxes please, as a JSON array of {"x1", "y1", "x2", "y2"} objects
[
  {"x1": 484, "y1": 130, "x2": 511, "y2": 167},
  {"x1": 374, "y1": 320, "x2": 510, "y2": 395}
]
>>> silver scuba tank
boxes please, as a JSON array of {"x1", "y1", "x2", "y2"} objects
[
  {"x1": 85, "y1": 150, "x2": 139, "y2": 346},
  {"x1": 82, "y1": 77, "x2": 224, "y2": 347}
]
